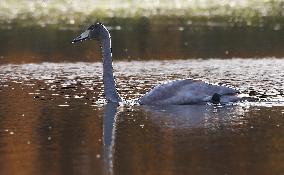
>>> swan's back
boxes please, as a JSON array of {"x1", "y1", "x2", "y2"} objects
[{"x1": 139, "y1": 79, "x2": 238, "y2": 105}]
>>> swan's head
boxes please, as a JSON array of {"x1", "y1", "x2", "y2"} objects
[{"x1": 72, "y1": 23, "x2": 110, "y2": 43}]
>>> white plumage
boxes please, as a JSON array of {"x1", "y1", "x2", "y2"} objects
[{"x1": 139, "y1": 79, "x2": 239, "y2": 105}]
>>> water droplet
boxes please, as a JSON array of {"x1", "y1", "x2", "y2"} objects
[
  {"x1": 69, "y1": 19, "x2": 75, "y2": 24},
  {"x1": 273, "y1": 24, "x2": 281, "y2": 31},
  {"x1": 178, "y1": 26, "x2": 184, "y2": 31},
  {"x1": 74, "y1": 95, "x2": 84, "y2": 98},
  {"x1": 115, "y1": 26, "x2": 121, "y2": 30},
  {"x1": 58, "y1": 104, "x2": 70, "y2": 107}
]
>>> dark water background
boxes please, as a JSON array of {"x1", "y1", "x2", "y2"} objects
[
  {"x1": 1, "y1": 19, "x2": 284, "y2": 64},
  {"x1": 0, "y1": 1, "x2": 284, "y2": 174}
]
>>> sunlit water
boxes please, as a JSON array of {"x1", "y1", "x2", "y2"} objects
[{"x1": 0, "y1": 58, "x2": 283, "y2": 175}]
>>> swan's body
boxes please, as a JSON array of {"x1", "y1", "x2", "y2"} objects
[
  {"x1": 72, "y1": 23, "x2": 240, "y2": 105},
  {"x1": 139, "y1": 79, "x2": 239, "y2": 105}
]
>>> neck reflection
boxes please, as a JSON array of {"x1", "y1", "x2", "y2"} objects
[{"x1": 103, "y1": 102, "x2": 119, "y2": 175}]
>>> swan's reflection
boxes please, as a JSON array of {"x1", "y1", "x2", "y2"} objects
[
  {"x1": 141, "y1": 104, "x2": 245, "y2": 129},
  {"x1": 103, "y1": 102, "x2": 119, "y2": 175},
  {"x1": 102, "y1": 103, "x2": 247, "y2": 175}
]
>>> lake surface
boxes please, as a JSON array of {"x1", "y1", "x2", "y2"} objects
[
  {"x1": 1, "y1": 22, "x2": 284, "y2": 64},
  {"x1": 0, "y1": 59, "x2": 283, "y2": 175}
]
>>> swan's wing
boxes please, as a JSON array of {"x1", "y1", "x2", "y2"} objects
[
  {"x1": 139, "y1": 79, "x2": 197, "y2": 104},
  {"x1": 139, "y1": 79, "x2": 238, "y2": 105}
]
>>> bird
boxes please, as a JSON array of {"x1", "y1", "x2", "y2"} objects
[{"x1": 72, "y1": 23, "x2": 240, "y2": 105}]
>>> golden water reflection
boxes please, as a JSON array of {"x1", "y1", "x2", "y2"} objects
[
  {"x1": 0, "y1": 83, "x2": 283, "y2": 175},
  {"x1": 0, "y1": 59, "x2": 284, "y2": 175}
]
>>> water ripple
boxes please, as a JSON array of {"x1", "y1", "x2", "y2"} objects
[{"x1": 0, "y1": 58, "x2": 283, "y2": 105}]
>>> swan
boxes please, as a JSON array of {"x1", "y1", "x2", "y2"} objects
[{"x1": 72, "y1": 23, "x2": 240, "y2": 105}]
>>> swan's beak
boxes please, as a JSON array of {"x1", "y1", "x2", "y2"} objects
[{"x1": 72, "y1": 30, "x2": 91, "y2": 43}]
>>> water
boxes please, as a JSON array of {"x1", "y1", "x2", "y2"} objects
[
  {"x1": 0, "y1": 59, "x2": 283, "y2": 175},
  {"x1": 1, "y1": 21, "x2": 284, "y2": 64},
  {"x1": 1, "y1": 1, "x2": 283, "y2": 174}
]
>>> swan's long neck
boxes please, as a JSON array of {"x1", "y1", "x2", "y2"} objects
[{"x1": 101, "y1": 36, "x2": 121, "y2": 103}]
